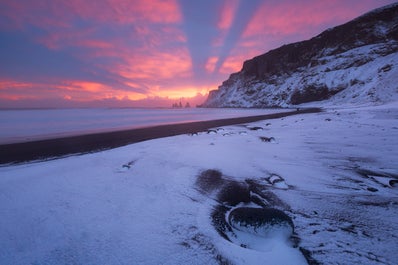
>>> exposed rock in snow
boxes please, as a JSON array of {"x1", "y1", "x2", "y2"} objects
[
  {"x1": 202, "y1": 3, "x2": 398, "y2": 108},
  {"x1": 228, "y1": 207, "x2": 294, "y2": 238}
]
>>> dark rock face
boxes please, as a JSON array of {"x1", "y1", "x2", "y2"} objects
[
  {"x1": 202, "y1": 3, "x2": 398, "y2": 107},
  {"x1": 290, "y1": 84, "x2": 343, "y2": 105},
  {"x1": 241, "y1": 4, "x2": 398, "y2": 79}
]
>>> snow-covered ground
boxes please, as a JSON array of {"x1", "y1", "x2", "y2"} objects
[
  {"x1": 0, "y1": 108, "x2": 285, "y2": 144},
  {"x1": 0, "y1": 103, "x2": 397, "y2": 265}
]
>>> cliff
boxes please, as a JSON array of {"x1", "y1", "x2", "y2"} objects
[{"x1": 202, "y1": 3, "x2": 398, "y2": 107}]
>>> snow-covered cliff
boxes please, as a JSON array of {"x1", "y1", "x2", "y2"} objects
[{"x1": 203, "y1": 3, "x2": 398, "y2": 108}]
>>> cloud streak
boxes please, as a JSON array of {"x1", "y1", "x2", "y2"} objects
[
  {"x1": 178, "y1": 0, "x2": 224, "y2": 80},
  {"x1": 213, "y1": 0, "x2": 262, "y2": 73}
]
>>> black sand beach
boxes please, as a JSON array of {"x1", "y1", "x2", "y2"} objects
[{"x1": 0, "y1": 108, "x2": 320, "y2": 164}]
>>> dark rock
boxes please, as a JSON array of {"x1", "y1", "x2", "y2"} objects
[
  {"x1": 195, "y1": 169, "x2": 224, "y2": 194},
  {"x1": 299, "y1": 247, "x2": 321, "y2": 265},
  {"x1": 379, "y1": 64, "x2": 393, "y2": 72},
  {"x1": 259, "y1": 136, "x2": 275, "y2": 142},
  {"x1": 245, "y1": 178, "x2": 291, "y2": 210},
  {"x1": 249, "y1": 126, "x2": 263, "y2": 131},
  {"x1": 211, "y1": 205, "x2": 233, "y2": 241},
  {"x1": 290, "y1": 84, "x2": 341, "y2": 105},
  {"x1": 389, "y1": 179, "x2": 398, "y2": 187},
  {"x1": 341, "y1": 224, "x2": 357, "y2": 234},
  {"x1": 367, "y1": 187, "x2": 379, "y2": 192},
  {"x1": 122, "y1": 160, "x2": 135, "y2": 169},
  {"x1": 228, "y1": 207, "x2": 294, "y2": 237},
  {"x1": 217, "y1": 181, "x2": 251, "y2": 206},
  {"x1": 356, "y1": 168, "x2": 398, "y2": 190}
]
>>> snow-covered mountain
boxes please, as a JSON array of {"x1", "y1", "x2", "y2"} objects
[{"x1": 203, "y1": 3, "x2": 398, "y2": 108}]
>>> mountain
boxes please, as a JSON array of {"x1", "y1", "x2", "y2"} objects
[{"x1": 202, "y1": 3, "x2": 398, "y2": 108}]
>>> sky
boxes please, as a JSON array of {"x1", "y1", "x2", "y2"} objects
[{"x1": 0, "y1": 0, "x2": 396, "y2": 108}]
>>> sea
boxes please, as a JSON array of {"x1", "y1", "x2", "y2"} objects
[{"x1": 0, "y1": 108, "x2": 283, "y2": 144}]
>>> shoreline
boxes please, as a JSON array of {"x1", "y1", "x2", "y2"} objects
[{"x1": 0, "y1": 108, "x2": 321, "y2": 164}]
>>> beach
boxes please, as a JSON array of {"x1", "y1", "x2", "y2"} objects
[
  {"x1": 0, "y1": 105, "x2": 397, "y2": 264},
  {"x1": 0, "y1": 108, "x2": 320, "y2": 164}
]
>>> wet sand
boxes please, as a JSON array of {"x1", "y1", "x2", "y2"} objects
[{"x1": 0, "y1": 108, "x2": 320, "y2": 164}]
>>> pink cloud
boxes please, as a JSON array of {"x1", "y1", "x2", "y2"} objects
[
  {"x1": 0, "y1": 0, "x2": 182, "y2": 30},
  {"x1": 243, "y1": 0, "x2": 395, "y2": 39},
  {"x1": 95, "y1": 0, "x2": 182, "y2": 24},
  {"x1": 4, "y1": 1, "x2": 193, "y2": 100},
  {"x1": 218, "y1": 54, "x2": 250, "y2": 74},
  {"x1": 76, "y1": 40, "x2": 114, "y2": 49},
  {"x1": 0, "y1": 1, "x2": 71, "y2": 30},
  {"x1": 205, "y1": 57, "x2": 219, "y2": 73},
  {"x1": 37, "y1": 29, "x2": 99, "y2": 50},
  {"x1": 0, "y1": 78, "x2": 208, "y2": 109},
  {"x1": 0, "y1": 80, "x2": 64, "y2": 101},
  {"x1": 114, "y1": 48, "x2": 192, "y2": 82},
  {"x1": 0, "y1": 78, "x2": 145, "y2": 102},
  {"x1": 0, "y1": 60, "x2": 210, "y2": 107},
  {"x1": 217, "y1": 0, "x2": 239, "y2": 30}
]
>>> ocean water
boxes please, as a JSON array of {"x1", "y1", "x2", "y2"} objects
[{"x1": 0, "y1": 108, "x2": 284, "y2": 144}]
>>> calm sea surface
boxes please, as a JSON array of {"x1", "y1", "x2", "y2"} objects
[{"x1": 0, "y1": 108, "x2": 285, "y2": 144}]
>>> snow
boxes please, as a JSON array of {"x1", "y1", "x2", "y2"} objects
[{"x1": 0, "y1": 104, "x2": 397, "y2": 264}]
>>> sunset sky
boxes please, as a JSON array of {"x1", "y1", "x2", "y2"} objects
[{"x1": 0, "y1": 0, "x2": 396, "y2": 108}]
